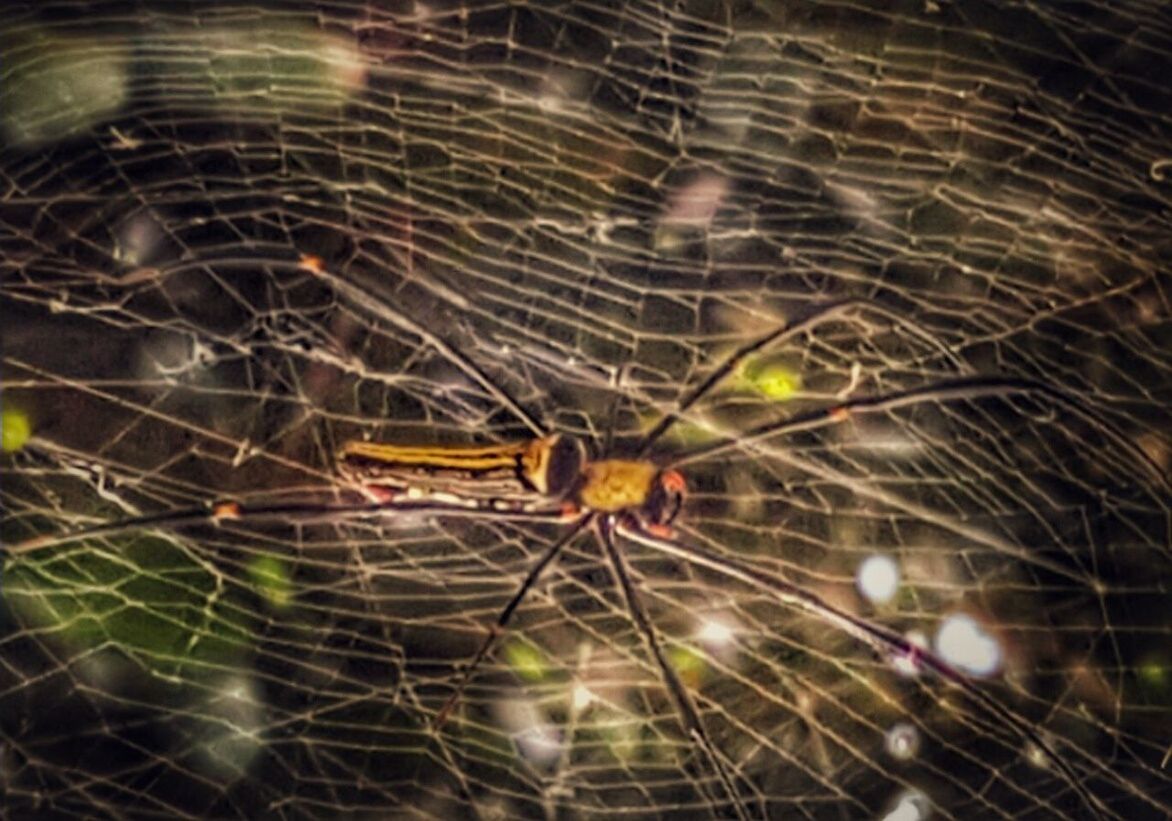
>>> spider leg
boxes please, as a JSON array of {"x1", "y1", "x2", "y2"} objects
[
  {"x1": 618, "y1": 519, "x2": 1111, "y2": 820},
  {"x1": 301, "y1": 257, "x2": 547, "y2": 438},
  {"x1": 431, "y1": 513, "x2": 594, "y2": 731},
  {"x1": 596, "y1": 516, "x2": 752, "y2": 821},
  {"x1": 636, "y1": 297, "x2": 965, "y2": 457},
  {"x1": 668, "y1": 374, "x2": 1170, "y2": 495},
  {"x1": 5, "y1": 498, "x2": 572, "y2": 557}
]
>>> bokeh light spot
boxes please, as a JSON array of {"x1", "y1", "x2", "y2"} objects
[
  {"x1": 882, "y1": 790, "x2": 931, "y2": 821},
  {"x1": 696, "y1": 618, "x2": 734, "y2": 647},
  {"x1": 935, "y1": 614, "x2": 1001, "y2": 677},
  {"x1": 1, "y1": 409, "x2": 32, "y2": 452},
  {"x1": 857, "y1": 554, "x2": 900, "y2": 603},
  {"x1": 885, "y1": 722, "x2": 921, "y2": 760}
]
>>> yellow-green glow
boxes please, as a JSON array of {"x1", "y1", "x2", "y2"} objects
[
  {"x1": 1139, "y1": 657, "x2": 1167, "y2": 688},
  {"x1": 738, "y1": 360, "x2": 802, "y2": 400},
  {"x1": 2, "y1": 409, "x2": 32, "y2": 452},
  {"x1": 247, "y1": 555, "x2": 292, "y2": 609},
  {"x1": 505, "y1": 640, "x2": 550, "y2": 682},
  {"x1": 668, "y1": 644, "x2": 708, "y2": 689}
]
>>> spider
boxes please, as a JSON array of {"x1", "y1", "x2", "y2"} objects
[{"x1": 9, "y1": 296, "x2": 1137, "y2": 819}]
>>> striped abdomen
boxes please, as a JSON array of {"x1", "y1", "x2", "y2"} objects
[{"x1": 336, "y1": 433, "x2": 586, "y2": 503}]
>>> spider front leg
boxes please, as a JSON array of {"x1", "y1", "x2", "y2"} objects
[
  {"x1": 668, "y1": 374, "x2": 1169, "y2": 496},
  {"x1": 636, "y1": 297, "x2": 964, "y2": 457}
]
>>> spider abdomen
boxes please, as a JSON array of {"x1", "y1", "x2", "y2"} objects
[{"x1": 336, "y1": 433, "x2": 585, "y2": 500}]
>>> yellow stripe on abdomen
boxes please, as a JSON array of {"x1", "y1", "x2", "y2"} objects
[{"x1": 338, "y1": 440, "x2": 524, "y2": 471}]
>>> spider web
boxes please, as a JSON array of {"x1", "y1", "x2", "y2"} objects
[{"x1": 2, "y1": 1, "x2": 1170, "y2": 818}]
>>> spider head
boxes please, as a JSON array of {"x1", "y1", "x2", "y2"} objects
[{"x1": 642, "y1": 469, "x2": 686, "y2": 526}]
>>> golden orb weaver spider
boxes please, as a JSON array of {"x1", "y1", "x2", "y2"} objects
[{"x1": 9, "y1": 289, "x2": 1157, "y2": 820}]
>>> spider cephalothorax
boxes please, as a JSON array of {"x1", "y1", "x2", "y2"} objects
[{"x1": 576, "y1": 458, "x2": 685, "y2": 526}]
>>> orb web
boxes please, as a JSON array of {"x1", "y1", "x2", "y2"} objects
[{"x1": 2, "y1": 2, "x2": 1170, "y2": 818}]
